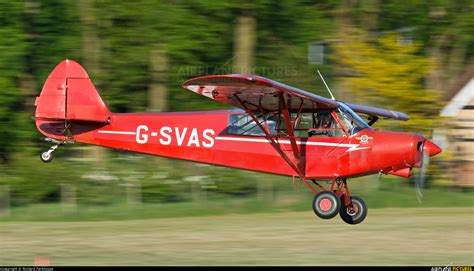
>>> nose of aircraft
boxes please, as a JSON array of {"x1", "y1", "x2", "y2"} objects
[{"x1": 423, "y1": 140, "x2": 442, "y2": 157}]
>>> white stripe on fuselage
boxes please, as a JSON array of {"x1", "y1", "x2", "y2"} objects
[
  {"x1": 215, "y1": 136, "x2": 356, "y2": 147},
  {"x1": 97, "y1": 130, "x2": 369, "y2": 152},
  {"x1": 98, "y1": 130, "x2": 136, "y2": 135},
  {"x1": 214, "y1": 136, "x2": 368, "y2": 152}
]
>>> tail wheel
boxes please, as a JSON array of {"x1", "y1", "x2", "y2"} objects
[
  {"x1": 40, "y1": 149, "x2": 54, "y2": 163},
  {"x1": 312, "y1": 191, "x2": 341, "y2": 219},
  {"x1": 339, "y1": 196, "x2": 367, "y2": 225}
]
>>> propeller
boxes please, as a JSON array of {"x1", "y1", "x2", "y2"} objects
[
  {"x1": 415, "y1": 147, "x2": 430, "y2": 203},
  {"x1": 414, "y1": 139, "x2": 441, "y2": 202}
]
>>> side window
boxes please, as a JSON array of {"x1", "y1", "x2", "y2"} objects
[
  {"x1": 308, "y1": 112, "x2": 345, "y2": 137},
  {"x1": 279, "y1": 113, "x2": 313, "y2": 138},
  {"x1": 228, "y1": 111, "x2": 346, "y2": 138},
  {"x1": 228, "y1": 112, "x2": 277, "y2": 136},
  {"x1": 279, "y1": 112, "x2": 345, "y2": 138}
]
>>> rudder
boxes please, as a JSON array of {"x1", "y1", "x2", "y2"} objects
[{"x1": 35, "y1": 59, "x2": 110, "y2": 139}]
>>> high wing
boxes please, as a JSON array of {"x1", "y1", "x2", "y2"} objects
[
  {"x1": 345, "y1": 103, "x2": 409, "y2": 121},
  {"x1": 182, "y1": 74, "x2": 409, "y2": 122},
  {"x1": 181, "y1": 74, "x2": 409, "y2": 190},
  {"x1": 182, "y1": 74, "x2": 339, "y2": 112}
]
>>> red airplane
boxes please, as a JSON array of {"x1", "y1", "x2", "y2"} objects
[{"x1": 34, "y1": 60, "x2": 442, "y2": 224}]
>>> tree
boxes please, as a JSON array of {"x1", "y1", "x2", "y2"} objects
[
  {"x1": 0, "y1": 2, "x2": 28, "y2": 162},
  {"x1": 23, "y1": 0, "x2": 82, "y2": 154},
  {"x1": 78, "y1": 0, "x2": 106, "y2": 163},
  {"x1": 377, "y1": 0, "x2": 474, "y2": 93},
  {"x1": 332, "y1": 28, "x2": 440, "y2": 134},
  {"x1": 233, "y1": 9, "x2": 256, "y2": 74}
]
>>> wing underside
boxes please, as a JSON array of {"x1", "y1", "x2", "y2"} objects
[
  {"x1": 182, "y1": 74, "x2": 409, "y2": 122},
  {"x1": 182, "y1": 74, "x2": 339, "y2": 112}
]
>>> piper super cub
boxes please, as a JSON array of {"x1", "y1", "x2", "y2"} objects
[{"x1": 34, "y1": 60, "x2": 442, "y2": 224}]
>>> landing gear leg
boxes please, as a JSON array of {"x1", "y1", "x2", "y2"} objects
[
  {"x1": 40, "y1": 138, "x2": 74, "y2": 163},
  {"x1": 338, "y1": 180, "x2": 368, "y2": 225},
  {"x1": 339, "y1": 196, "x2": 368, "y2": 225},
  {"x1": 310, "y1": 178, "x2": 368, "y2": 224}
]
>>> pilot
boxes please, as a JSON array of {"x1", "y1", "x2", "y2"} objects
[{"x1": 310, "y1": 112, "x2": 333, "y2": 137}]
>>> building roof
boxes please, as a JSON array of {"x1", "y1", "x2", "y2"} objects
[{"x1": 440, "y1": 61, "x2": 474, "y2": 117}]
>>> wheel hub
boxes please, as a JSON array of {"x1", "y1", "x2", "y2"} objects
[
  {"x1": 346, "y1": 203, "x2": 359, "y2": 216},
  {"x1": 319, "y1": 198, "x2": 332, "y2": 212}
]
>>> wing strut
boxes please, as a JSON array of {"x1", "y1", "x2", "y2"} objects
[
  {"x1": 279, "y1": 93, "x2": 303, "y2": 174},
  {"x1": 234, "y1": 94, "x2": 317, "y2": 193}
]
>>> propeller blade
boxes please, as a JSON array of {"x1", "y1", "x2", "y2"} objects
[{"x1": 415, "y1": 150, "x2": 430, "y2": 203}]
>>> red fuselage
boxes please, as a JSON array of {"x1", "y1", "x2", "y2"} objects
[{"x1": 37, "y1": 110, "x2": 430, "y2": 179}]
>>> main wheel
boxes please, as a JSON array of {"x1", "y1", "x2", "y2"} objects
[
  {"x1": 339, "y1": 196, "x2": 367, "y2": 225},
  {"x1": 40, "y1": 150, "x2": 54, "y2": 163},
  {"x1": 312, "y1": 191, "x2": 341, "y2": 219}
]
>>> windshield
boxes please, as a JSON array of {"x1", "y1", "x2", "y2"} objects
[{"x1": 336, "y1": 102, "x2": 371, "y2": 135}]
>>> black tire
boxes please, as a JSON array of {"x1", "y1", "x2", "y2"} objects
[
  {"x1": 40, "y1": 150, "x2": 54, "y2": 163},
  {"x1": 312, "y1": 191, "x2": 341, "y2": 219},
  {"x1": 339, "y1": 196, "x2": 367, "y2": 225}
]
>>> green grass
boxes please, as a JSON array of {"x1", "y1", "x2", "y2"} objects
[
  {"x1": 0, "y1": 185, "x2": 472, "y2": 222},
  {"x1": 1, "y1": 207, "x2": 472, "y2": 265}
]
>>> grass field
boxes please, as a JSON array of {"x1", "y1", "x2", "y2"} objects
[
  {"x1": 0, "y1": 207, "x2": 472, "y2": 266},
  {"x1": 1, "y1": 183, "x2": 473, "y2": 222}
]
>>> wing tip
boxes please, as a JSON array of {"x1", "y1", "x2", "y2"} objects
[{"x1": 347, "y1": 102, "x2": 410, "y2": 122}]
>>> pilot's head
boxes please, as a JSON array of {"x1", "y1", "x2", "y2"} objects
[{"x1": 321, "y1": 113, "x2": 332, "y2": 128}]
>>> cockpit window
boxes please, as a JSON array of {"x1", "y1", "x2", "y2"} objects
[
  {"x1": 228, "y1": 112, "x2": 277, "y2": 136},
  {"x1": 279, "y1": 111, "x2": 344, "y2": 138},
  {"x1": 228, "y1": 110, "x2": 345, "y2": 138},
  {"x1": 306, "y1": 111, "x2": 345, "y2": 137},
  {"x1": 227, "y1": 104, "x2": 369, "y2": 138},
  {"x1": 336, "y1": 102, "x2": 371, "y2": 135}
]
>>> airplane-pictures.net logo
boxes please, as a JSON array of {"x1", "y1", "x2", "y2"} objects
[{"x1": 432, "y1": 266, "x2": 473, "y2": 271}]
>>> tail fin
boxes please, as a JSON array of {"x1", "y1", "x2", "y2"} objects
[{"x1": 35, "y1": 59, "x2": 110, "y2": 139}]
